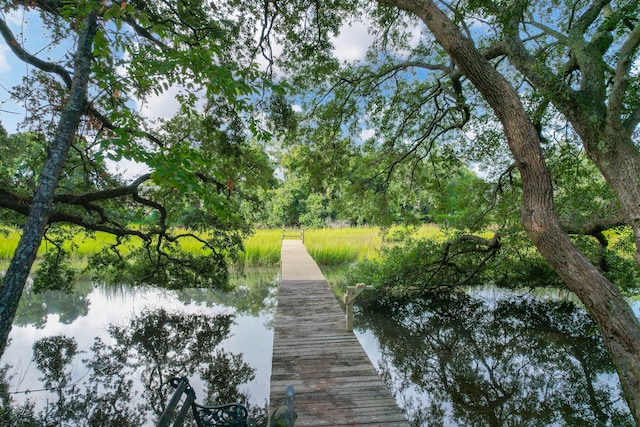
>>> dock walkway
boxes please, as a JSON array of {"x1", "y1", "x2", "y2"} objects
[{"x1": 269, "y1": 240, "x2": 409, "y2": 426}]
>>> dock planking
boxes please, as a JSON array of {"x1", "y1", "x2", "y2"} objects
[{"x1": 269, "y1": 240, "x2": 409, "y2": 426}]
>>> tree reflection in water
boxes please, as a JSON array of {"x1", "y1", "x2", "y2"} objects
[
  {"x1": 176, "y1": 268, "x2": 279, "y2": 318},
  {"x1": 1, "y1": 308, "x2": 268, "y2": 426},
  {"x1": 13, "y1": 285, "x2": 91, "y2": 328},
  {"x1": 358, "y1": 294, "x2": 634, "y2": 427}
]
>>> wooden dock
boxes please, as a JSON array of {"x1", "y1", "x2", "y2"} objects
[{"x1": 269, "y1": 240, "x2": 409, "y2": 426}]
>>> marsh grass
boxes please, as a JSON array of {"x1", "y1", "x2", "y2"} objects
[
  {"x1": 384, "y1": 224, "x2": 446, "y2": 242},
  {"x1": 304, "y1": 227, "x2": 382, "y2": 265},
  {"x1": 239, "y1": 229, "x2": 281, "y2": 266},
  {"x1": 245, "y1": 225, "x2": 445, "y2": 267},
  {"x1": 0, "y1": 227, "x2": 138, "y2": 258},
  {"x1": 0, "y1": 228, "x2": 20, "y2": 259},
  {"x1": 1, "y1": 225, "x2": 449, "y2": 268}
]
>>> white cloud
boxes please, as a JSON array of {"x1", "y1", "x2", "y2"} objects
[
  {"x1": 0, "y1": 45, "x2": 10, "y2": 73},
  {"x1": 135, "y1": 84, "x2": 183, "y2": 121},
  {"x1": 331, "y1": 21, "x2": 374, "y2": 63},
  {"x1": 107, "y1": 157, "x2": 151, "y2": 181},
  {"x1": 4, "y1": 8, "x2": 24, "y2": 26},
  {"x1": 631, "y1": 56, "x2": 639, "y2": 78},
  {"x1": 360, "y1": 128, "x2": 375, "y2": 141}
]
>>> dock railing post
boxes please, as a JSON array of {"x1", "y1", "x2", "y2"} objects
[
  {"x1": 282, "y1": 225, "x2": 304, "y2": 242},
  {"x1": 344, "y1": 283, "x2": 372, "y2": 331}
]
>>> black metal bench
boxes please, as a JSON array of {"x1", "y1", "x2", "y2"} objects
[{"x1": 157, "y1": 376, "x2": 248, "y2": 427}]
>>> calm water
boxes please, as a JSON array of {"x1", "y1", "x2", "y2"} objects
[
  {"x1": 1, "y1": 268, "x2": 638, "y2": 426},
  {"x1": 353, "y1": 287, "x2": 638, "y2": 426},
  {"x1": 1, "y1": 268, "x2": 280, "y2": 426}
]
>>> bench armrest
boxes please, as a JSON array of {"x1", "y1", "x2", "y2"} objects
[{"x1": 193, "y1": 402, "x2": 248, "y2": 427}]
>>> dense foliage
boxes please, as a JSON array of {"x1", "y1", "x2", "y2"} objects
[
  {"x1": 254, "y1": 0, "x2": 640, "y2": 417},
  {"x1": 0, "y1": 1, "x2": 281, "y2": 298}
]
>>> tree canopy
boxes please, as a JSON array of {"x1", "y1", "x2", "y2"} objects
[
  {"x1": 249, "y1": 0, "x2": 640, "y2": 419},
  {"x1": 0, "y1": 0, "x2": 276, "y2": 356},
  {"x1": 1, "y1": 0, "x2": 640, "y2": 421}
]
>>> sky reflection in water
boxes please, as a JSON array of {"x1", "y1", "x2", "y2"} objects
[
  {"x1": 354, "y1": 287, "x2": 637, "y2": 427},
  {"x1": 2, "y1": 268, "x2": 638, "y2": 426},
  {"x1": 2, "y1": 268, "x2": 279, "y2": 426}
]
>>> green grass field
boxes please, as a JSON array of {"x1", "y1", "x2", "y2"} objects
[
  {"x1": 304, "y1": 227, "x2": 381, "y2": 265},
  {"x1": 0, "y1": 226, "x2": 138, "y2": 259},
  {"x1": 2, "y1": 224, "x2": 636, "y2": 275},
  {"x1": 240, "y1": 229, "x2": 282, "y2": 266},
  {"x1": 1, "y1": 225, "x2": 437, "y2": 267}
]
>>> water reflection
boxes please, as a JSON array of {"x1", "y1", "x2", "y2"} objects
[
  {"x1": 1, "y1": 268, "x2": 279, "y2": 426},
  {"x1": 176, "y1": 268, "x2": 279, "y2": 317},
  {"x1": 357, "y1": 293, "x2": 634, "y2": 427},
  {"x1": 2, "y1": 309, "x2": 268, "y2": 426},
  {"x1": 13, "y1": 282, "x2": 91, "y2": 328},
  {"x1": 5, "y1": 263, "x2": 636, "y2": 426}
]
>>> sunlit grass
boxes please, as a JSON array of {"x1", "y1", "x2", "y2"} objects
[
  {"x1": 384, "y1": 223, "x2": 447, "y2": 242},
  {"x1": 69, "y1": 232, "x2": 127, "y2": 256},
  {"x1": 1, "y1": 224, "x2": 449, "y2": 268},
  {"x1": 0, "y1": 227, "x2": 21, "y2": 259},
  {"x1": 604, "y1": 227, "x2": 636, "y2": 259},
  {"x1": 248, "y1": 225, "x2": 450, "y2": 267},
  {"x1": 304, "y1": 227, "x2": 382, "y2": 265},
  {"x1": 239, "y1": 229, "x2": 281, "y2": 266}
]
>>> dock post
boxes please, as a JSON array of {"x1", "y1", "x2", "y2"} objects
[{"x1": 344, "y1": 283, "x2": 372, "y2": 331}]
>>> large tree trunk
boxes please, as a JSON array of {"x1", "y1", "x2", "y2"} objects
[
  {"x1": 503, "y1": 35, "x2": 640, "y2": 264},
  {"x1": 0, "y1": 11, "x2": 98, "y2": 356},
  {"x1": 579, "y1": 125, "x2": 640, "y2": 265},
  {"x1": 383, "y1": 0, "x2": 640, "y2": 421}
]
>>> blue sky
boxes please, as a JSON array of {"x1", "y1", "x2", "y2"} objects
[
  {"x1": 0, "y1": 7, "x2": 379, "y2": 133},
  {"x1": 0, "y1": 9, "x2": 63, "y2": 134},
  {"x1": 0, "y1": 7, "x2": 379, "y2": 180},
  {"x1": 0, "y1": 31, "x2": 25, "y2": 133}
]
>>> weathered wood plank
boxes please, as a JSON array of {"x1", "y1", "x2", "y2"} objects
[{"x1": 269, "y1": 240, "x2": 409, "y2": 426}]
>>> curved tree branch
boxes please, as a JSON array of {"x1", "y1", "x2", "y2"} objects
[
  {"x1": 612, "y1": 18, "x2": 640, "y2": 136},
  {"x1": 0, "y1": 17, "x2": 73, "y2": 87}
]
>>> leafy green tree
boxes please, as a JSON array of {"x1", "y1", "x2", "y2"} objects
[
  {"x1": 299, "y1": 192, "x2": 330, "y2": 228},
  {"x1": 0, "y1": 4, "x2": 99, "y2": 358},
  {"x1": 0, "y1": 1, "x2": 274, "y2": 356},
  {"x1": 262, "y1": 178, "x2": 305, "y2": 227},
  {"x1": 0, "y1": 130, "x2": 48, "y2": 209},
  {"x1": 253, "y1": 0, "x2": 640, "y2": 418},
  {"x1": 258, "y1": 175, "x2": 334, "y2": 227}
]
